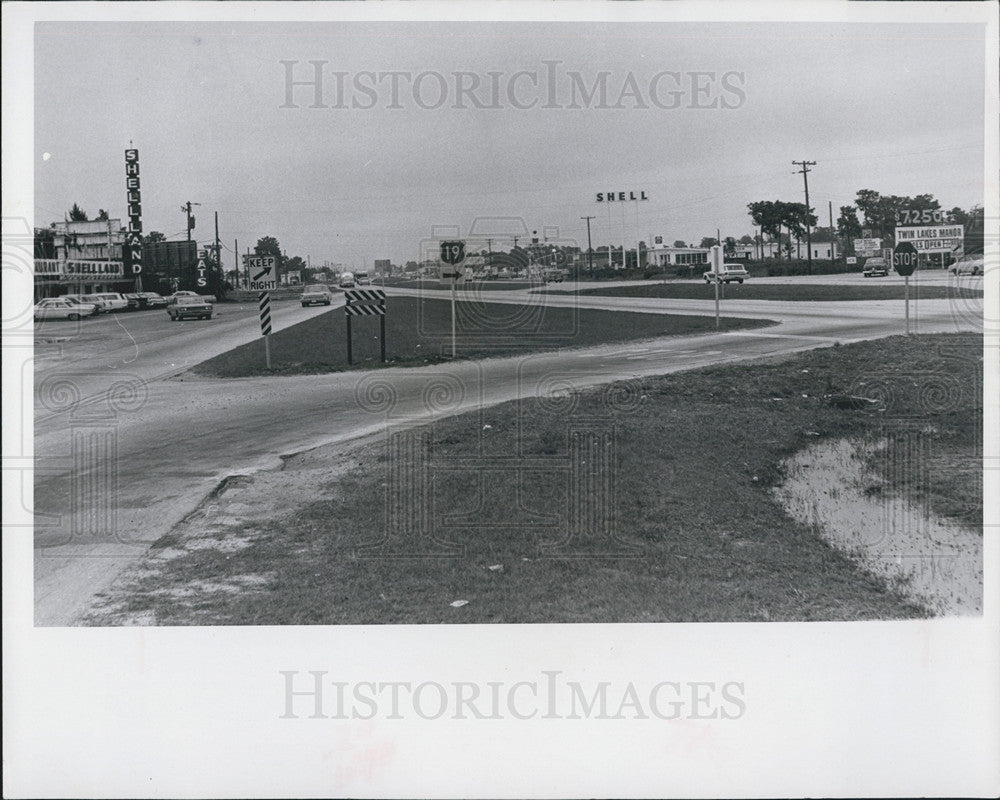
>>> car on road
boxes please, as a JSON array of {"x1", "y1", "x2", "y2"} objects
[
  {"x1": 703, "y1": 264, "x2": 749, "y2": 284},
  {"x1": 301, "y1": 284, "x2": 334, "y2": 306},
  {"x1": 355, "y1": 271, "x2": 371, "y2": 286},
  {"x1": 862, "y1": 257, "x2": 889, "y2": 277},
  {"x1": 34, "y1": 297, "x2": 99, "y2": 321},
  {"x1": 339, "y1": 271, "x2": 356, "y2": 288},
  {"x1": 951, "y1": 256, "x2": 984, "y2": 276},
  {"x1": 167, "y1": 296, "x2": 214, "y2": 320}
]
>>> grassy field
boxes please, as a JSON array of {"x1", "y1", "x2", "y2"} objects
[
  {"x1": 191, "y1": 295, "x2": 771, "y2": 377},
  {"x1": 549, "y1": 282, "x2": 982, "y2": 302},
  {"x1": 93, "y1": 334, "x2": 982, "y2": 625}
]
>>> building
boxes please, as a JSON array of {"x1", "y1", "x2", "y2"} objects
[
  {"x1": 33, "y1": 218, "x2": 132, "y2": 300},
  {"x1": 645, "y1": 246, "x2": 711, "y2": 269}
]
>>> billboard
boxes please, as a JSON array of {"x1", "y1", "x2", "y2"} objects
[
  {"x1": 853, "y1": 238, "x2": 882, "y2": 256},
  {"x1": 894, "y1": 225, "x2": 964, "y2": 253}
]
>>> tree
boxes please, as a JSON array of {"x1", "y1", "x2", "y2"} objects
[
  {"x1": 144, "y1": 231, "x2": 167, "y2": 244},
  {"x1": 747, "y1": 200, "x2": 786, "y2": 260},
  {"x1": 68, "y1": 203, "x2": 88, "y2": 221},
  {"x1": 254, "y1": 236, "x2": 282, "y2": 258},
  {"x1": 673, "y1": 239, "x2": 687, "y2": 248},
  {"x1": 738, "y1": 235, "x2": 754, "y2": 245},
  {"x1": 854, "y1": 189, "x2": 880, "y2": 233},
  {"x1": 96, "y1": 209, "x2": 109, "y2": 221},
  {"x1": 724, "y1": 236, "x2": 737, "y2": 257},
  {"x1": 699, "y1": 236, "x2": 718, "y2": 249},
  {"x1": 781, "y1": 201, "x2": 817, "y2": 241},
  {"x1": 837, "y1": 205, "x2": 862, "y2": 240}
]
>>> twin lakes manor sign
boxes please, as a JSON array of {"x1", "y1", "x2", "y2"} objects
[
  {"x1": 596, "y1": 190, "x2": 649, "y2": 203},
  {"x1": 894, "y1": 225, "x2": 964, "y2": 253},
  {"x1": 124, "y1": 149, "x2": 142, "y2": 275}
]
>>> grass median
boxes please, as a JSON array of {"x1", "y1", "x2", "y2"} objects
[
  {"x1": 191, "y1": 295, "x2": 771, "y2": 377},
  {"x1": 90, "y1": 333, "x2": 981, "y2": 625},
  {"x1": 547, "y1": 282, "x2": 982, "y2": 302}
]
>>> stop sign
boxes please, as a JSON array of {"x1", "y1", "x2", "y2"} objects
[{"x1": 893, "y1": 241, "x2": 918, "y2": 277}]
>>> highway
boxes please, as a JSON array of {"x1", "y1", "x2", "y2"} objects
[{"x1": 30, "y1": 275, "x2": 984, "y2": 624}]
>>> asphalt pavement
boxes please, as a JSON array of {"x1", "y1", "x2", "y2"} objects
[{"x1": 29, "y1": 277, "x2": 984, "y2": 624}]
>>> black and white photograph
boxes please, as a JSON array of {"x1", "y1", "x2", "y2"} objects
[{"x1": 4, "y1": 1, "x2": 998, "y2": 797}]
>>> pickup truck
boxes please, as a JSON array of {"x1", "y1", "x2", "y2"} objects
[{"x1": 703, "y1": 264, "x2": 749, "y2": 284}]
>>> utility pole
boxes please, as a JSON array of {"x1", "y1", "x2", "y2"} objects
[
  {"x1": 828, "y1": 200, "x2": 836, "y2": 266},
  {"x1": 581, "y1": 216, "x2": 595, "y2": 277},
  {"x1": 793, "y1": 160, "x2": 816, "y2": 274},
  {"x1": 486, "y1": 238, "x2": 492, "y2": 276},
  {"x1": 182, "y1": 201, "x2": 201, "y2": 242},
  {"x1": 235, "y1": 239, "x2": 239, "y2": 289}
]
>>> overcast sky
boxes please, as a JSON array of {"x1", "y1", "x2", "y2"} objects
[{"x1": 34, "y1": 20, "x2": 986, "y2": 267}]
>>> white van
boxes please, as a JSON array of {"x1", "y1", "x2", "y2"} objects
[
  {"x1": 354, "y1": 271, "x2": 371, "y2": 286},
  {"x1": 338, "y1": 271, "x2": 356, "y2": 288}
]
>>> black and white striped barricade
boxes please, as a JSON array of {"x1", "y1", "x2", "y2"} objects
[
  {"x1": 344, "y1": 288, "x2": 387, "y2": 365},
  {"x1": 259, "y1": 290, "x2": 273, "y2": 367}
]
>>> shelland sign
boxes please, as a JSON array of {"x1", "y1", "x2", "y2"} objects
[{"x1": 124, "y1": 149, "x2": 142, "y2": 274}]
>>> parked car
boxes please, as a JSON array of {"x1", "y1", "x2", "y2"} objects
[
  {"x1": 300, "y1": 284, "x2": 334, "y2": 306},
  {"x1": 91, "y1": 292, "x2": 130, "y2": 312},
  {"x1": 140, "y1": 292, "x2": 169, "y2": 308},
  {"x1": 951, "y1": 256, "x2": 984, "y2": 276},
  {"x1": 122, "y1": 293, "x2": 143, "y2": 311},
  {"x1": 167, "y1": 290, "x2": 217, "y2": 304},
  {"x1": 703, "y1": 264, "x2": 749, "y2": 284},
  {"x1": 62, "y1": 293, "x2": 108, "y2": 313},
  {"x1": 862, "y1": 257, "x2": 889, "y2": 277},
  {"x1": 34, "y1": 298, "x2": 99, "y2": 320},
  {"x1": 123, "y1": 292, "x2": 168, "y2": 310},
  {"x1": 78, "y1": 294, "x2": 114, "y2": 313},
  {"x1": 338, "y1": 271, "x2": 356, "y2": 288},
  {"x1": 167, "y1": 296, "x2": 213, "y2": 320}
]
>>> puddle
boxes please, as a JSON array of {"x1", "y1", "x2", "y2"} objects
[{"x1": 772, "y1": 437, "x2": 982, "y2": 616}]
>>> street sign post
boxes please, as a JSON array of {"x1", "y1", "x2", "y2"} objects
[
  {"x1": 893, "y1": 241, "x2": 918, "y2": 335},
  {"x1": 245, "y1": 254, "x2": 278, "y2": 367},
  {"x1": 440, "y1": 240, "x2": 466, "y2": 357},
  {"x1": 710, "y1": 245, "x2": 722, "y2": 328}
]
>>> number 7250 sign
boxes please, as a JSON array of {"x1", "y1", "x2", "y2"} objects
[{"x1": 896, "y1": 208, "x2": 945, "y2": 225}]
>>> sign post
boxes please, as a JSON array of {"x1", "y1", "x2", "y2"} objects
[
  {"x1": 440, "y1": 240, "x2": 466, "y2": 357},
  {"x1": 710, "y1": 245, "x2": 722, "y2": 328},
  {"x1": 893, "y1": 241, "x2": 918, "y2": 335},
  {"x1": 245, "y1": 254, "x2": 278, "y2": 366}
]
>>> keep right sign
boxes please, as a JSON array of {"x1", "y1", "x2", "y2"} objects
[{"x1": 893, "y1": 241, "x2": 918, "y2": 277}]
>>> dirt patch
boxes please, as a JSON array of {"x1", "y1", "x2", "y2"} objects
[{"x1": 772, "y1": 437, "x2": 982, "y2": 616}]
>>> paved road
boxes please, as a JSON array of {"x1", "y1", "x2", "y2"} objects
[{"x1": 31, "y1": 281, "x2": 983, "y2": 624}]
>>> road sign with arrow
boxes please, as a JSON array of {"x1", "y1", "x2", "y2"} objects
[{"x1": 245, "y1": 255, "x2": 278, "y2": 290}]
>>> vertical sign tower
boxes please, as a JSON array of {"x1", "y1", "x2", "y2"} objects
[{"x1": 124, "y1": 147, "x2": 143, "y2": 290}]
